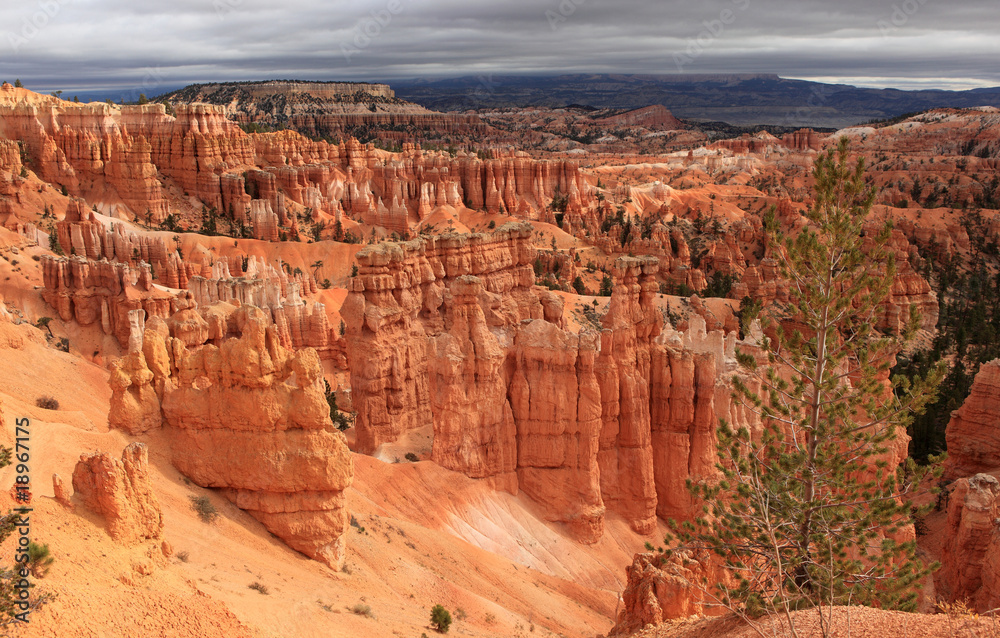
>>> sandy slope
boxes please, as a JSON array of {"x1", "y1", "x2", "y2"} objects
[{"x1": 628, "y1": 606, "x2": 1000, "y2": 638}]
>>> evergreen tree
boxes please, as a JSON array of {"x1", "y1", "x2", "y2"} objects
[
  {"x1": 666, "y1": 138, "x2": 944, "y2": 634},
  {"x1": 598, "y1": 274, "x2": 613, "y2": 297},
  {"x1": 47, "y1": 224, "x2": 64, "y2": 256},
  {"x1": 430, "y1": 604, "x2": 452, "y2": 633}
]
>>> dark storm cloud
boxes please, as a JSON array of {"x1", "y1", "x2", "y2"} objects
[{"x1": 1, "y1": 0, "x2": 997, "y2": 94}]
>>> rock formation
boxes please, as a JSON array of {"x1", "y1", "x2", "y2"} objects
[
  {"x1": 945, "y1": 359, "x2": 1000, "y2": 480},
  {"x1": 52, "y1": 473, "x2": 73, "y2": 509},
  {"x1": 344, "y1": 227, "x2": 763, "y2": 541},
  {"x1": 937, "y1": 474, "x2": 1000, "y2": 613},
  {"x1": 611, "y1": 551, "x2": 719, "y2": 635},
  {"x1": 106, "y1": 307, "x2": 354, "y2": 568},
  {"x1": 595, "y1": 257, "x2": 662, "y2": 534},
  {"x1": 71, "y1": 442, "x2": 164, "y2": 545},
  {"x1": 2, "y1": 86, "x2": 590, "y2": 235}
]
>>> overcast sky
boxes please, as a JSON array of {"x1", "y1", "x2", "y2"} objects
[{"x1": 2, "y1": 0, "x2": 998, "y2": 97}]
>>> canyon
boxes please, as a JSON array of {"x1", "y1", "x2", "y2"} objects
[{"x1": 0, "y1": 84, "x2": 998, "y2": 637}]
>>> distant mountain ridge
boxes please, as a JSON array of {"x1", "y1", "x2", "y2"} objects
[
  {"x1": 390, "y1": 73, "x2": 1000, "y2": 128},
  {"x1": 158, "y1": 80, "x2": 486, "y2": 142}
]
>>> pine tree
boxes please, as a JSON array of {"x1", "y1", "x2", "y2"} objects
[
  {"x1": 47, "y1": 224, "x2": 64, "y2": 256},
  {"x1": 666, "y1": 138, "x2": 944, "y2": 634}
]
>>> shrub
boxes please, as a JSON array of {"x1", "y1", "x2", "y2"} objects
[
  {"x1": 430, "y1": 604, "x2": 452, "y2": 633},
  {"x1": 35, "y1": 396, "x2": 59, "y2": 410},
  {"x1": 248, "y1": 581, "x2": 269, "y2": 595},
  {"x1": 324, "y1": 379, "x2": 355, "y2": 431},
  {"x1": 189, "y1": 495, "x2": 218, "y2": 523},
  {"x1": 350, "y1": 603, "x2": 373, "y2": 618},
  {"x1": 350, "y1": 515, "x2": 366, "y2": 533},
  {"x1": 405, "y1": 452, "x2": 419, "y2": 462},
  {"x1": 35, "y1": 316, "x2": 54, "y2": 337},
  {"x1": 27, "y1": 542, "x2": 54, "y2": 578}
]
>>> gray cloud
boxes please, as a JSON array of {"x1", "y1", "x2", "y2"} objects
[{"x1": 1, "y1": 0, "x2": 997, "y2": 96}]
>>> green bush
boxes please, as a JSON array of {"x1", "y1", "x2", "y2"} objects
[
  {"x1": 189, "y1": 495, "x2": 218, "y2": 523},
  {"x1": 35, "y1": 396, "x2": 59, "y2": 410},
  {"x1": 598, "y1": 274, "x2": 613, "y2": 297},
  {"x1": 27, "y1": 542, "x2": 53, "y2": 578},
  {"x1": 430, "y1": 604, "x2": 452, "y2": 633},
  {"x1": 351, "y1": 603, "x2": 373, "y2": 618}
]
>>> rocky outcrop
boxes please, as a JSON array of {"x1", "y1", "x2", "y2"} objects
[
  {"x1": 430, "y1": 275, "x2": 518, "y2": 491},
  {"x1": 938, "y1": 474, "x2": 1000, "y2": 613},
  {"x1": 611, "y1": 551, "x2": 719, "y2": 635},
  {"x1": 106, "y1": 307, "x2": 354, "y2": 568},
  {"x1": 509, "y1": 320, "x2": 605, "y2": 541},
  {"x1": 41, "y1": 229, "x2": 344, "y2": 359},
  {"x1": 52, "y1": 473, "x2": 73, "y2": 508},
  {"x1": 345, "y1": 224, "x2": 609, "y2": 539},
  {"x1": 595, "y1": 257, "x2": 662, "y2": 534},
  {"x1": 936, "y1": 360, "x2": 1000, "y2": 613},
  {"x1": 945, "y1": 359, "x2": 1000, "y2": 480},
  {"x1": 342, "y1": 223, "x2": 542, "y2": 455},
  {"x1": 108, "y1": 310, "x2": 165, "y2": 434},
  {"x1": 71, "y1": 442, "x2": 164, "y2": 545},
  {"x1": 56, "y1": 198, "x2": 172, "y2": 265},
  {"x1": 41, "y1": 254, "x2": 181, "y2": 346},
  {"x1": 345, "y1": 228, "x2": 764, "y2": 541},
  {"x1": 2, "y1": 87, "x2": 594, "y2": 237},
  {"x1": 595, "y1": 105, "x2": 684, "y2": 131}
]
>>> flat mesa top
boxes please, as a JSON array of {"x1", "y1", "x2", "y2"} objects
[{"x1": 184, "y1": 81, "x2": 396, "y2": 100}]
